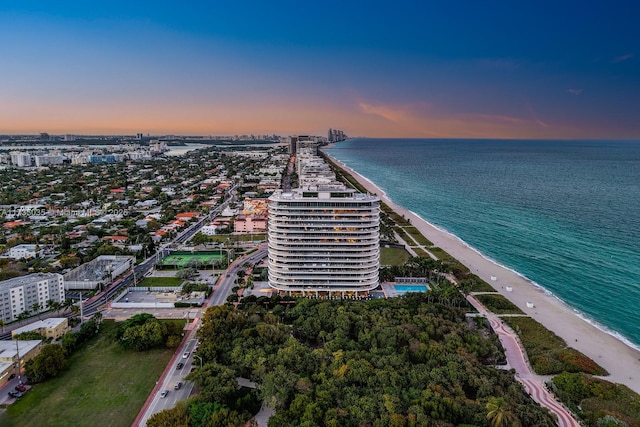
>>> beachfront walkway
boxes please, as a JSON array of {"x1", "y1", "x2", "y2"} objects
[{"x1": 467, "y1": 295, "x2": 581, "y2": 427}]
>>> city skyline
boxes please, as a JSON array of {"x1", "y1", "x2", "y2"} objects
[{"x1": 1, "y1": 1, "x2": 639, "y2": 139}]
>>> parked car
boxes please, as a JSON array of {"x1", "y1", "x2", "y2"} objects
[
  {"x1": 8, "y1": 391, "x2": 23, "y2": 399},
  {"x1": 174, "y1": 381, "x2": 183, "y2": 390},
  {"x1": 8, "y1": 374, "x2": 16, "y2": 380},
  {"x1": 160, "y1": 390, "x2": 169, "y2": 398},
  {"x1": 176, "y1": 362, "x2": 184, "y2": 370},
  {"x1": 15, "y1": 385, "x2": 27, "y2": 392}
]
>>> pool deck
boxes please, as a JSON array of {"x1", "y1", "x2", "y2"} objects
[{"x1": 381, "y1": 282, "x2": 430, "y2": 297}]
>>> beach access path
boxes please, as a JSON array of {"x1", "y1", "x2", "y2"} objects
[
  {"x1": 325, "y1": 152, "x2": 640, "y2": 395},
  {"x1": 467, "y1": 295, "x2": 581, "y2": 427}
]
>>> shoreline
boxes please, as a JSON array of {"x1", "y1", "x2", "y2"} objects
[{"x1": 324, "y1": 151, "x2": 640, "y2": 394}]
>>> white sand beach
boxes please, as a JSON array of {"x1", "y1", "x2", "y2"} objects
[{"x1": 326, "y1": 153, "x2": 640, "y2": 394}]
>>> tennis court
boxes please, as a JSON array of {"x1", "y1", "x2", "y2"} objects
[{"x1": 160, "y1": 251, "x2": 226, "y2": 268}]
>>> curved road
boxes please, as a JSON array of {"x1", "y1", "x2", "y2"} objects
[{"x1": 468, "y1": 295, "x2": 580, "y2": 427}]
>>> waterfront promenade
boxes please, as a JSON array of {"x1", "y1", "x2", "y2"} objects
[{"x1": 467, "y1": 295, "x2": 581, "y2": 427}]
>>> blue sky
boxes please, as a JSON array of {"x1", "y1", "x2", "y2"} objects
[{"x1": 1, "y1": 0, "x2": 639, "y2": 138}]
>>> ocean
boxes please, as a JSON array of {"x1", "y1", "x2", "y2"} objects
[{"x1": 325, "y1": 138, "x2": 640, "y2": 348}]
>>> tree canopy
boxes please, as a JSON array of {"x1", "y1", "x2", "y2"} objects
[{"x1": 182, "y1": 294, "x2": 556, "y2": 427}]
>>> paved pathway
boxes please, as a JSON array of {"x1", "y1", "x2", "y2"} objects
[{"x1": 467, "y1": 295, "x2": 580, "y2": 427}]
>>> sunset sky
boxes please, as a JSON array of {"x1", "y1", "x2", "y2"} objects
[{"x1": 1, "y1": 1, "x2": 639, "y2": 139}]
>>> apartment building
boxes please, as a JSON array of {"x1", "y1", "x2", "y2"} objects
[
  {"x1": 268, "y1": 147, "x2": 380, "y2": 296},
  {"x1": 0, "y1": 273, "x2": 65, "y2": 322}
]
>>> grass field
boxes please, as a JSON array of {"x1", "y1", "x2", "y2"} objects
[
  {"x1": 380, "y1": 247, "x2": 411, "y2": 266},
  {"x1": 2, "y1": 321, "x2": 174, "y2": 427},
  {"x1": 206, "y1": 234, "x2": 266, "y2": 243},
  {"x1": 161, "y1": 252, "x2": 225, "y2": 268},
  {"x1": 138, "y1": 276, "x2": 183, "y2": 287}
]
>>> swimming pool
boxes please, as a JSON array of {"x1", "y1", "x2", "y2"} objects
[{"x1": 394, "y1": 285, "x2": 429, "y2": 294}]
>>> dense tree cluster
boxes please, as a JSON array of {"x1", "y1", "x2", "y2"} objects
[
  {"x1": 185, "y1": 294, "x2": 555, "y2": 427},
  {"x1": 116, "y1": 313, "x2": 184, "y2": 351},
  {"x1": 24, "y1": 344, "x2": 67, "y2": 383},
  {"x1": 61, "y1": 316, "x2": 101, "y2": 353}
]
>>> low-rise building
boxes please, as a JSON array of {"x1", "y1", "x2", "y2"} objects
[
  {"x1": 234, "y1": 214, "x2": 268, "y2": 233},
  {"x1": 5, "y1": 244, "x2": 40, "y2": 260},
  {"x1": 0, "y1": 340, "x2": 42, "y2": 385},
  {"x1": 63, "y1": 255, "x2": 134, "y2": 290},
  {"x1": 11, "y1": 318, "x2": 70, "y2": 340}
]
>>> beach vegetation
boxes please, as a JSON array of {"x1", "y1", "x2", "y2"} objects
[
  {"x1": 412, "y1": 247, "x2": 430, "y2": 258},
  {"x1": 462, "y1": 274, "x2": 497, "y2": 292},
  {"x1": 394, "y1": 227, "x2": 415, "y2": 246},
  {"x1": 551, "y1": 372, "x2": 640, "y2": 427},
  {"x1": 164, "y1": 295, "x2": 556, "y2": 426},
  {"x1": 502, "y1": 317, "x2": 607, "y2": 375},
  {"x1": 475, "y1": 294, "x2": 525, "y2": 314},
  {"x1": 405, "y1": 226, "x2": 434, "y2": 246}
]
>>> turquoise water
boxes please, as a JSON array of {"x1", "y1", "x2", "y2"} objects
[
  {"x1": 326, "y1": 139, "x2": 640, "y2": 348},
  {"x1": 394, "y1": 285, "x2": 429, "y2": 294}
]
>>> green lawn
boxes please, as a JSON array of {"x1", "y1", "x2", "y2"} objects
[
  {"x1": 2, "y1": 321, "x2": 174, "y2": 427},
  {"x1": 138, "y1": 276, "x2": 183, "y2": 287},
  {"x1": 380, "y1": 247, "x2": 411, "y2": 266}
]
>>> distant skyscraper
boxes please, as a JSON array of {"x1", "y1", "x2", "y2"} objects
[
  {"x1": 289, "y1": 136, "x2": 298, "y2": 155},
  {"x1": 327, "y1": 128, "x2": 347, "y2": 142}
]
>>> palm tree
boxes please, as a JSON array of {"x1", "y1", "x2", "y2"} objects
[
  {"x1": 51, "y1": 300, "x2": 62, "y2": 314},
  {"x1": 31, "y1": 302, "x2": 42, "y2": 318},
  {"x1": 62, "y1": 298, "x2": 74, "y2": 313},
  {"x1": 486, "y1": 397, "x2": 520, "y2": 427},
  {"x1": 70, "y1": 304, "x2": 81, "y2": 316},
  {"x1": 17, "y1": 310, "x2": 30, "y2": 323}
]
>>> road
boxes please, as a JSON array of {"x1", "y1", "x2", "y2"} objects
[
  {"x1": 135, "y1": 242, "x2": 267, "y2": 426},
  {"x1": 137, "y1": 333, "x2": 201, "y2": 426},
  {"x1": 209, "y1": 244, "x2": 267, "y2": 306}
]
